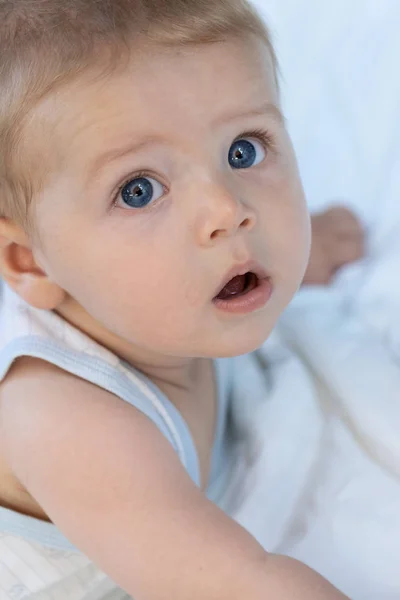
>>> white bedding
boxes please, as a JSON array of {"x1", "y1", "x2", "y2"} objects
[
  {"x1": 1, "y1": 3, "x2": 399, "y2": 597},
  {"x1": 230, "y1": 2, "x2": 400, "y2": 597}
]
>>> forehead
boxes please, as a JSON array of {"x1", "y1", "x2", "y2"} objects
[{"x1": 32, "y1": 38, "x2": 278, "y2": 170}]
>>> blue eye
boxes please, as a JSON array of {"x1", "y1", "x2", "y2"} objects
[
  {"x1": 120, "y1": 176, "x2": 164, "y2": 208},
  {"x1": 228, "y1": 138, "x2": 266, "y2": 169}
]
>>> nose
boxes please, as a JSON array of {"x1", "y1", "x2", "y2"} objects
[{"x1": 194, "y1": 183, "x2": 256, "y2": 247}]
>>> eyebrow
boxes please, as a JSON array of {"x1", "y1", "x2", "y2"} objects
[
  {"x1": 87, "y1": 135, "x2": 161, "y2": 181},
  {"x1": 215, "y1": 102, "x2": 286, "y2": 127}
]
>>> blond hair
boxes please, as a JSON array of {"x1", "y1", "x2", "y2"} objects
[{"x1": 0, "y1": 0, "x2": 276, "y2": 229}]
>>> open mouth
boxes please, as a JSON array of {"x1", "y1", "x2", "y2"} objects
[{"x1": 215, "y1": 272, "x2": 259, "y2": 300}]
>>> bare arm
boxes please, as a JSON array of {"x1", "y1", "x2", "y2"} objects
[{"x1": 0, "y1": 357, "x2": 348, "y2": 600}]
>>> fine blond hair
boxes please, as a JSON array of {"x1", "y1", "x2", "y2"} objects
[{"x1": 0, "y1": 0, "x2": 276, "y2": 229}]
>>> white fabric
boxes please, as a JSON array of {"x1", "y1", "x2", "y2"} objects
[
  {"x1": 0, "y1": 533, "x2": 129, "y2": 600},
  {"x1": 230, "y1": 2, "x2": 400, "y2": 598},
  {"x1": 2, "y1": 3, "x2": 400, "y2": 597}
]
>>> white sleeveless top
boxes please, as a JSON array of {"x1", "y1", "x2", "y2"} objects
[{"x1": 0, "y1": 282, "x2": 235, "y2": 599}]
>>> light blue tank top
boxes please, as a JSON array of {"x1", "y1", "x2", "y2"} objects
[{"x1": 0, "y1": 283, "x2": 235, "y2": 551}]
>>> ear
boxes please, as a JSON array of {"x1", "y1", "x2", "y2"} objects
[{"x1": 0, "y1": 218, "x2": 66, "y2": 310}]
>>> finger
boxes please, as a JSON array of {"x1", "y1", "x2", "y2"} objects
[
  {"x1": 327, "y1": 207, "x2": 365, "y2": 237},
  {"x1": 335, "y1": 224, "x2": 365, "y2": 241},
  {"x1": 325, "y1": 205, "x2": 357, "y2": 221},
  {"x1": 332, "y1": 239, "x2": 365, "y2": 267},
  {"x1": 335, "y1": 214, "x2": 364, "y2": 237}
]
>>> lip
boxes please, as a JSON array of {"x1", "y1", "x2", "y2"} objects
[
  {"x1": 212, "y1": 259, "x2": 273, "y2": 315},
  {"x1": 213, "y1": 259, "x2": 270, "y2": 300}
]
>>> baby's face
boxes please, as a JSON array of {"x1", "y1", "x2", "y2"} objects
[{"x1": 30, "y1": 37, "x2": 310, "y2": 359}]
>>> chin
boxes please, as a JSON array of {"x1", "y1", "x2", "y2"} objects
[{"x1": 210, "y1": 324, "x2": 274, "y2": 358}]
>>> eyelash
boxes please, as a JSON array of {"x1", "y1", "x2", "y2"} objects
[
  {"x1": 233, "y1": 128, "x2": 276, "y2": 152},
  {"x1": 111, "y1": 128, "x2": 276, "y2": 209}
]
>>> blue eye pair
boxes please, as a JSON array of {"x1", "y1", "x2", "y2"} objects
[{"x1": 120, "y1": 137, "x2": 265, "y2": 209}]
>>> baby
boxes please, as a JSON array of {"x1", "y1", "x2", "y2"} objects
[{"x1": 0, "y1": 1, "x2": 357, "y2": 598}]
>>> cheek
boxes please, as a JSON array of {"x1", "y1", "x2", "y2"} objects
[
  {"x1": 261, "y1": 169, "x2": 311, "y2": 280},
  {"x1": 281, "y1": 156, "x2": 310, "y2": 253},
  {"x1": 291, "y1": 181, "x2": 312, "y2": 268},
  {"x1": 72, "y1": 244, "x2": 177, "y2": 311},
  {"x1": 35, "y1": 203, "x2": 205, "y2": 344},
  {"x1": 51, "y1": 230, "x2": 201, "y2": 344},
  {"x1": 282, "y1": 198, "x2": 311, "y2": 279}
]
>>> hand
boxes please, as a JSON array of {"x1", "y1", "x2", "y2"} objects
[{"x1": 303, "y1": 206, "x2": 365, "y2": 285}]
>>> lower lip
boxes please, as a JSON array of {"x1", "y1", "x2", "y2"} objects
[{"x1": 212, "y1": 278, "x2": 273, "y2": 314}]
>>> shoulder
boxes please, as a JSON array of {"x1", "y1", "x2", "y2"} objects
[
  {"x1": 0, "y1": 354, "x2": 128, "y2": 429},
  {"x1": 1, "y1": 354, "x2": 82, "y2": 391},
  {"x1": 0, "y1": 355, "x2": 177, "y2": 495}
]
